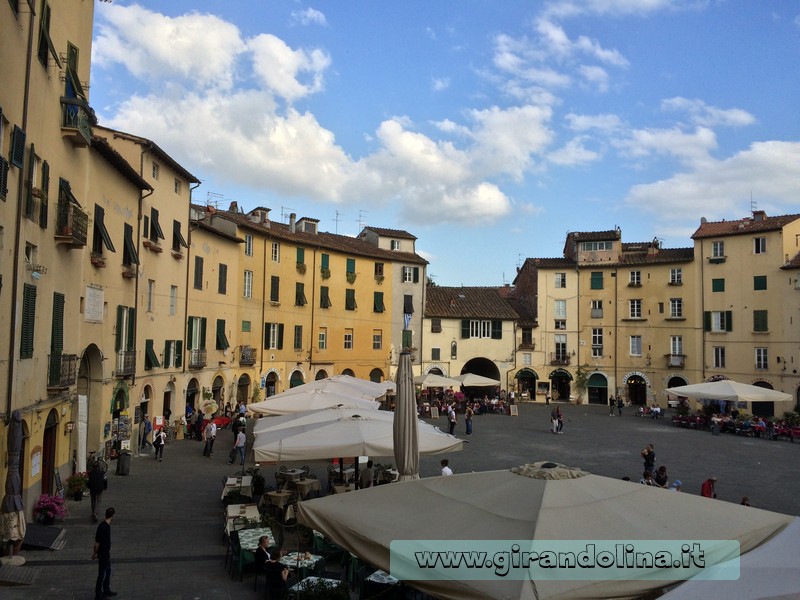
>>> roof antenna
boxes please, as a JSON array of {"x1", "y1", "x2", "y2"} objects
[
  {"x1": 357, "y1": 209, "x2": 368, "y2": 231},
  {"x1": 280, "y1": 206, "x2": 296, "y2": 223},
  {"x1": 333, "y1": 210, "x2": 344, "y2": 235},
  {"x1": 750, "y1": 193, "x2": 757, "y2": 213}
]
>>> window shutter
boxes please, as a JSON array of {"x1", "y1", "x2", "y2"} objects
[
  {"x1": 187, "y1": 317, "x2": 195, "y2": 350},
  {"x1": 403, "y1": 295, "x2": 414, "y2": 314},
  {"x1": 199, "y1": 317, "x2": 207, "y2": 349},
  {"x1": 116, "y1": 306, "x2": 124, "y2": 351},
  {"x1": 20, "y1": 284, "x2": 37, "y2": 359},
  {"x1": 263, "y1": 323, "x2": 270, "y2": 350},
  {"x1": 277, "y1": 324, "x2": 284, "y2": 350},
  {"x1": 164, "y1": 340, "x2": 171, "y2": 367},
  {"x1": 321, "y1": 253, "x2": 329, "y2": 269},
  {"x1": 296, "y1": 247, "x2": 305, "y2": 264},
  {"x1": 346, "y1": 257, "x2": 355, "y2": 273},
  {"x1": 194, "y1": 256, "x2": 203, "y2": 289},
  {"x1": 491, "y1": 320, "x2": 502, "y2": 339},
  {"x1": 39, "y1": 160, "x2": 49, "y2": 228},
  {"x1": 51, "y1": 292, "x2": 64, "y2": 352},
  {"x1": 142, "y1": 215, "x2": 150, "y2": 240},
  {"x1": 725, "y1": 311, "x2": 733, "y2": 332},
  {"x1": 218, "y1": 263, "x2": 227, "y2": 294},
  {"x1": 461, "y1": 319, "x2": 470, "y2": 339},
  {"x1": 126, "y1": 308, "x2": 136, "y2": 351},
  {"x1": 413, "y1": 267, "x2": 419, "y2": 283},
  {"x1": 402, "y1": 329, "x2": 412, "y2": 348},
  {"x1": 25, "y1": 143, "x2": 35, "y2": 218},
  {"x1": 0, "y1": 156, "x2": 9, "y2": 200},
  {"x1": 373, "y1": 291, "x2": 384, "y2": 313},
  {"x1": 10, "y1": 126, "x2": 25, "y2": 168},
  {"x1": 174, "y1": 340, "x2": 183, "y2": 367},
  {"x1": 703, "y1": 311, "x2": 711, "y2": 332}
]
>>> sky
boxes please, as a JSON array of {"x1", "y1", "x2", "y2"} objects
[{"x1": 89, "y1": 1, "x2": 800, "y2": 287}]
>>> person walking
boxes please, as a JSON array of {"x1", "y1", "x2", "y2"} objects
[
  {"x1": 701, "y1": 476, "x2": 718, "y2": 498},
  {"x1": 447, "y1": 404, "x2": 457, "y2": 436},
  {"x1": 465, "y1": 404, "x2": 474, "y2": 435},
  {"x1": 641, "y1": 443, "x2": 655, "y2": 473},
  {"x1": 556, "y1": 406, "x2": 564, "y2": 433},
  {"x1": 140, "y1": 414, "x2": 152, "y2": 451},
  {"x1": 545, "y1": 390, "x2": 551, "y2": 406},
  {"x1": 92, "y1": 507, "x2": 117, "y2": 599},
  {"x1": 609, "y1": 395, "x2": 615, "y2": 416},
  {"x1": 617, "y1": 396, "x2": 624, "y2": 416},
  {"x1": 87, "y1": 463, "x2": 106, "y2": 523},
  {"x1": 229, "y1": 427, "x2": 246, "y2": 465},
  {"x1": 202, "y1": 420, "x2": 217, "y2": 458},
  {"x1": 550, "y1": 407, "x2": 558, "y2": 433},
  {"x1": 153, "y1": 427, "x2": 166, "y2": 462}
]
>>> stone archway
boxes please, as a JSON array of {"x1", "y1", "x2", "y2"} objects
[
  {"x1": 237, "y1": 374, "x2": 251, "y2": 405},
  {"x1": 77, "y1": 344, "x2": 105, "y2": 459},
  {"x1": 41, "y1": 409, "x2": 59, "y2": 496},
  {"x1": 548, "y1": 368, "x2": 572, "y2": 402},
  {"x1": 751, "y1": 381, "x2": 775, "y2": 418},
  {"x1": 626, "y1": 373, "x2": 648, "y2": 405},
  {"x1": 290, "y1": 370, "x2": 305, "y2": 388},
  {"x1": 315, "y1": 370, "x2": 328, "y2": 381},
  {"x1": 369, "y1": 368, "x2": 385, "y2": 383},
  {"x1": 342, "y1": 369, "x2": 355, "y2": 377},
  {"x1": 587, "y1": 373, "x2": 608, "y2": 405}
]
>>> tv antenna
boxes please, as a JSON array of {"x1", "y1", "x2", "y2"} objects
[
  {"x1": 280, "y1": 206, "x2": 296, "y2": 223},
  {"x1": 750, "y1": 193, "x2": 757, "y2": 213},
  {"x1": 206, "y1": 191, "x2": 224, "y2": 209},
  {"x1": 357, "y1": 210, "x2": 369, "y2": 231},
  {"x1": 333, "y1": 210, "x2": 345, "y2": 234}
]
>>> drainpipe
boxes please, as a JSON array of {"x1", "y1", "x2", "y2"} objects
[
  {"x1": 699, "y1": 240, "x2": 706, "y2": 380},
  {"x1": 259, "y1": 233, "x2": 268, "y2": 391},
  {"x1": 5, "y1": 6, "x2": 37, "y2": 420},
  {"x1": 308, "y1": 248, "x2": 318, "y2": 376},
  {"x1": 183, "y1": 181, "x2": 201, "y2": 381}
]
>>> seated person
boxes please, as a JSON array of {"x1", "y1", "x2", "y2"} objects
[
  {"x1": 359, "y1": 460, "x2": 374, "y2": 488},
  {"x1": 264, "y1": 547, "x2": 290, "y2": 599},
  {"x1": 254, "y1": 535, "x2": 271, "y2": 568}
]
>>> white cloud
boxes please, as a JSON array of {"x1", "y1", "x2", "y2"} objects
[
  {"x1": 543, "y1": 0, "x2": 686, "y2": 20},
  {"x1": 579, "y1": 64, "x2": 610, "y2": 92},
  {"x1": 547, "y1": 136, "x2": 601, "y2": 165},
  {"x1": 661, "y1": 97, "x2": 756, "y2": 127},
  {"x1": 291, "y1": 8, "x2": 328, "y2": 26},
  {"x1": 613, "y1": 126, "x2": 718, "y2": 165},
  {"x1": 565, "y1": 112, "x2": 623, "y2": 132},
  {"x1": 248, "y1": 34, "x2": 331, "y2": 101},
  {"x1": 432, "y1": 77, "x2": 451, "y2": 92},
  {"x1": 535, "y1": 18, "x2": 629, "y2": 66},
  {"x1": 627, "y1": 141, "x2": 800, "y2": 225}
]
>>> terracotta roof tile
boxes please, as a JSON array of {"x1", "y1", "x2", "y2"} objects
[
  {"x1": 692, "y1": 213, "x2": 800, "y2": 239},
  {"x1": 360, "y1": 226, "x2": 417, "y2": 240},
  {"x1": 425, "y1": 286, "x2": 520, "y2": 319}
]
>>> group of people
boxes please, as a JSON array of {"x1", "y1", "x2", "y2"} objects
[
  {"x1": 550, "y1": 406, "x2": 564, "y2": 433},
  {"x1": 138, "y1": 414, "x2": 166, "y2": 461},
  {"x1": 638, "y1": 443, "x2": 682, "y2": 491},
  {"x1": 608, "y1": 395, "x2": 624, "y2": 416},
  {"x1": 635, "y1": 404, "x2": 664, "y2": 418}
]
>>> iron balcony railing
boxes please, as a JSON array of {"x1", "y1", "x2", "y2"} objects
[
  {"x1": 116, "y1": 351, "x2": 136, "y2": 377},
  {"x1": 239, "y1": 345, "x2": 256, "y2": 366},
  {"x1": 189, "y1": 348, "x2": 207, "y2": 369},
  {"x1": 55, "y1": 200, "x2": 88, "y2": 248},
  {"x1": 47, "y1": 353, "x2": 78, "y2": 388},
  {"x1": 550, "y1": 353, "x2": 571, "y2": 366},
  {"x1": 60, "y1": 97, "x2": 93, "y2": 146}
]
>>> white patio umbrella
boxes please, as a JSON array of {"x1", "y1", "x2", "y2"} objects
[
  {"x1": 297, "y1": 461, "x2": 794, "y2": 600},
  {"x1": 413, "y1": 372, "x2": 460, "y2": 388},
  {"x1": 274, "y1": 375, "x2": 394, "y2": 400},
  {"x1": 666, "y1": 380, "x2": 792, "y2": 403},
  {"x1": 252, "y1": 413, "x2": 462, "y2": 463},
  {"x1": 393, "y1": 352, "x2": 419, "y2": 481},
  {"x1": 252, "y1": 406, "x2": 381, "y2": 435},
  {"x1": 248, "y1": 389, "x2": 381, "y2": 416},
  {"x1": 454, "y1": 372, "x2": 501, "y2": 387}
]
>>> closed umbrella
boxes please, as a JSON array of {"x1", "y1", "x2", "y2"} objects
[
  {"x1": 393, "y1": 352, "x2": 419, "y2": 481},
  {"x1": 1, "y1": 410, "x2": 26, "y2": 563}
]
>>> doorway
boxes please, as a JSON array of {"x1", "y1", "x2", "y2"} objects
[{"x1": 41, "y1": 410, "x2": 58, "y2": 495}]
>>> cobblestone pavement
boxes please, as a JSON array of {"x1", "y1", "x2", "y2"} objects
[{"x1": 2, "y1": 403, "x2": 797, "y2": 599}]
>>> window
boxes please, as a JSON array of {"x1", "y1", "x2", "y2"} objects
[
  {"x1": 193, "y1": 256, "x2": 204, "y2": 290},
  {"x1": 37, "y1": 1, "x2": 59, "y2": 68},
  {"x1": 172, "y1": 220, "x2": 187, "y2": 253},
  {"x1": 174, "y1": 179, "x2": 181, "y2": 195},
  {"x1": 669, "y1": 268, "x2": 682, "y2": 285},
  {"x1": 345, "y1": 289, "x2": 357, "y2": 311},
  {"x1": 271, "y1": 242, "x2": 280, "y2": 262},
  {"x1": 391, "y1": 239, "x2": 401, "y2": 250},
  {"x1": 711, "y1": 278, "x2": 725, "y2": 292},
  {"x1": 373, "y1": 291, "x2": 385, "y2": 313},
  {"x1": 554, "y1": 320, "x2": 566, "y2": 330},
  {"x1": 318, "y1": 328, "x2": 327, "y2": 350},
  {"x1": 402, "y1": 266, "x2": 420, "y2": 283},
  {"x1": 293, "y1": 325, "x2": 303, "y2": 351},
  {"x1": 431, "y1": 347, "x2": 440, "y2": 360},
  {"x1": 711, "y1": 241, "x2": 725, "y2": 258},
  {"x1": 296, "y1": 247, "x2": 304, "y2": 265},
  {"x1": 270, "y1": 276, "x2": 280, "y2": 303},
  {"x1": 671, "y1": 336, "x2": 683, "y2": 356},
  {"x1": 169, "y1": 285, "x2": 177, "y2": 316},
  {"x1": 243, "y1": 271, "x2": 253, "y2": 298},
  {"x1": 151, "y1": 161, "x2": 160, "y2": 180},
  {"x1": 755, "y1": 348, "x2": 768, "y2": 370},
  {"x1": 344, "y1": 329, "x2": 354, "y2": 350},
  {"x1": 629, "y1": 270, "x2": 641, "y2": 286},
  {"x1": 123, "y1": 223, "x2": 140, "y2": 267},
  {"x1": 218, "y1": 263, "x2": 227, "y2": 294},
  {"x1": 187, "y1": 316, "x2": 206, "y2": 351},
  {"x1": 713, "y1": 347, "x2": 726, "y2": 369},
  {"x1": 753, "y1": 310, "x2": 768, "y2": 332},
  {"x1": 590, "y1": 272, "x2": 603, "y2": 290},
  {"x1": 522, "y1": 353, "x2": 531, "y2": 366},
  {"x1": 554, "y1": 300, "x2": 566, "y2": 319},
  {"x1": 580, "y1": 241, "x2": 612, "y2": 251},
  {"x1": 24, "y1": 149, "x2": 39, "y2": 220},
  {"x1": 590, "y1": 300, "x2": 603, "y2": 318},
  {"x1": 403, "y1": 295, "x2": 414, "y2": 314},
  {"x1": 431, "y1": 318, "x2": 442, "y2": 333},
  {"x1": 264, "y1": 323, "x2": 284, "y2": 350},
  {"x1": 244, "y1": 234, "x2": 253, "y2": 256},
  {"x1": 521, "y1": 328, "x2": 533, "y2": 347},
  {"x1": 144, "y1": 339, "x2": 160, "y2": 370},
  {"x1": 147, "y1": 280, "x2": 155, "y2": 312},
  {"x1": 451, "y1": 341, "x2": 457, "y2": 359},
  {"x1": 753, "y1": 275, "x2": 767, "y2": 290},
  {"x1": 630, "y1": 335, "x2": 642, "y2": 356},
  {"x1": 320, "y1": 253, "x2": 329, "y2": 269},
  {"x1": 374, "y1": 262, "x2": 384, "y2": 278},
  {"x1": 669, "y1": 298, "x2": 683, "y2": 318},
  {"x1": 148, "y1": 207, "x2": 164, "y2": 243},
  {"x1": 754, "y1": 237, "x2": 766, "y2": 254},
  {"x1": 163, "y1": 340, "x2": 175, "y2": 368},
  {"x1": 346, "y1": 257, "x2": 356, "y2": 274},
  {"x1": 591, "y1": 328, "x2": 603, "y2": 358},
  {"x1": 20, "y1": 283, "x2": 36, "y2": 359},
  {"x1": 554, "y1": 273, "x2": 566, "y2": 288},
  {"x1": 629, "y1": 299, "x2": 642, "y2": 319},
  {"x1": 554, "y1": 334, "x2": 567, "y2": 361},
  {"x1": 463, "y1": 319, "x2": 502, "y2": 339},
  {"x1": 242, "y1": 321, "x2": 251, "y2": 332},
  {"x1": 402, "y1": 329, "x2": 413, "y2": 349},
  {"x1": 295, "y1": 282, "x2": 307, "y2": 306},
  {"x1": 373, "y1": 330, "x2": 382, "y2": 350},
  {"x1": 705, "y1": 311, "x2": 732, "y2": 332},
  {"x1": 320, "y1": 286, "x2": 331, "y2": 308}
]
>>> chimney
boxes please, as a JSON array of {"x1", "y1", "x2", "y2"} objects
[
  {"x1": 229, "y1": 201, "x2": 238, "y2": 212},
  {"x1": 289, "y1": 213, "x2": 296, "y2": 233},
  {"x1": 753, "y1": 210, "x2": 766, "y2": 222}
]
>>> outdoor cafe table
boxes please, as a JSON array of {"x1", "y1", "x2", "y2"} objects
[
  {"x1": 289, "y1": 576, "x2": 342, "y2": 593},
  {"x1": 266, "y1": 490, "x2": 294, "y2": 514},
  {"x1": 237, "y1": 527, "x2": 276, "y2": 552},
  {"x1": 281, "y1": 551, "x2": 323, "y2": 580},
  {"x1": 282, "y1": 468, "x2": 305, "y2": 481},
  {"x1": 294, "y1": 478, "x2": 321, "y2": 499},
  {"x1": 221, "y1": 475, "x2": 252, "y2": 500},
  {"x1": 331, "y1": 484, "x2": 354, "y2": 494},
  {"x1": 224, "y1": 503, "x2": 260, "y2": 535}
]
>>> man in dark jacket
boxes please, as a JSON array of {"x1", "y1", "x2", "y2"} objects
[{"x1": 87, "y1": 463, "x2": 106, "y2": 523}]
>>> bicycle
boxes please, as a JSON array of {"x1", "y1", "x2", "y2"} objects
[{"x1": 87, "y1": 451, "x2": 108, "y2": 474}]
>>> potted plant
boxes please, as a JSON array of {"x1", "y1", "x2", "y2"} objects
[
  {"x1": 346, "y1": 271, "x2": 357, "y2": 284},
  {"x1": 320, "y1": 266, "x2": 331, "y2": 280},
  {"x1": 33, "y1": 494, "x2": 66, "y2": 525},
  {"x1": 296, "y1": 262, "x2": 307, "y2": 274},
  {"x1": 66, "y1": 471, "x2": 89, "y2": 500}
]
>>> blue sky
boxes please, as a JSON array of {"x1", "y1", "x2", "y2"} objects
[{"x1": 90, "y1": 1, "x2": 800, "y2": 286}]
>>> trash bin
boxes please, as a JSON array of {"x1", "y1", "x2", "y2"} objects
[{"x1": 116, "y1": 451, "x2": 131, "y2": 476}]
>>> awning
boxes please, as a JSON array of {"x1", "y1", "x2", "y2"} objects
[
  {"x1": 548, "y1": 368, "x2": 573, "y2": 381},
  {"x1": 515, "y1": 368, "x2": 538, "y2": 379},
  {"x1": 588, "y1": 373, "x2": 608, "y2": 388}
]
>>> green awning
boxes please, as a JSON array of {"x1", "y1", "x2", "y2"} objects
[
  {"x1": 588, "y1": 373, "x2": 608, "y2": 388},
  {"x1": 515, "y1": 368, "x2": 538, "y2": 379}
]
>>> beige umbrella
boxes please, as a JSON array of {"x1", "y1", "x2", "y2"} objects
[
  {"x1": 272, "y1": 375, "x2": 394, "y2": 400},
  {"x1": 455, "y1": 373, "x2": 500, "y2": 387},
  {"x1": 297, "y1": 461, "x2": 793, "y2": 600},
  {"x1": 393, "y1": 352, "x2": 419, "y2": 481},
  {"x1": 249, "y1": 389, "x2": 380, "y2": 416},
  {"x1": 666, "y1": 380, "x2": 792, "y2": 403},
  {"x1": 413, "y1": 372, "x2": 460, "y2": 388}
]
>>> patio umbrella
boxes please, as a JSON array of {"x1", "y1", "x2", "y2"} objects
[
  {"x1": 393, "y1": 352, "x2": 419, "y2": 481},
  {"x1": 1, "y1": 410, "x2": 26, "y2": 561},
  {"x1": 272, "y1": 375, "x2": 394, "y2": 400},
  {"x1": 413, "y1": 373, "x2": 460, "y2": 388},
  {"x1": 297, "y1": 461, "x2": 794, "y2": 600},
  {"x1": 666, "y1": 380, "x2": 792, "y2": 403},
  {"x1": 252, "y1": 414, "x2": 462, "y2": 463},
  {"x1": 454, "y1": 373, "x2": 501, "y2": 387},
  {"x1": 252, "y1": 406, "x2": 383, "y2": 435},
  {"x1": 249, "y1": 389, "x2": 381, "y2": 416}
]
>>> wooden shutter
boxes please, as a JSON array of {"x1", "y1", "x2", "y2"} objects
[
  {"x1": 20, "y1": 284, "x2": 37, "y2": 358},
  {"x1": 164, "y1": 340, "x2": 171, "y2": 367},
  {"x1": 187, "y1": 317, "x2": 195, "y2": 350},
  {"x1": 491, "y1": 320, "x2": 502, "y2": 339},
  {"x1": 461, "y1": 319, "x2": 470, "y2": 339},
  {"x1": 10, "y1": 126, "x2": 25, "y2": 168},
  {"x1": 277, "y1": 324, "x2": 284, "y2": 350},
  {"x1": 413, "y1": 267, "x2": 419, "y2": 283},
  {"x1": 194, "y1": 256, "x2": 203, "y2": 289},
  {"x1": 115, "y1": 306, "x2": 125, "y2": 351},
  {"x1": 703, "y1": 311, "x2": 711, "y2": 332},
  {"x1": 199, "y1": 317, "x2": 207, "y2": 349},
  {"x1": 51, "y1": 292, "x2": 64, "y2": 352},
  {"x1": 174, "y1": 340, "x2": 183, "y2": 367},
  {"x1": 725, "y1": 311, "x2": 733, "y2": 332},
  {"x1": 296, "y1": 247, "x2": 305, "y2": 264},
  {"x1": 346, "y1": 258, "x2": 355, "y2": 273},
  {"x1": 126, "y1": 308, "x2": 135, "y2": 351},
  {"x1": 264, "y1": 323, "x2": 270, "y2": 349},
  {"x1": 39, "y1": 160, "x2": 49, "y2": 228},
  {"x1": 218, "y1": 264, "x2": 227, "y2": 294},
  {"x1": 25, "y1": 143, "x2": 35, "y2": 218}
]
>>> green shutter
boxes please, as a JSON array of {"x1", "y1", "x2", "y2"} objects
[
  {"x1": 51, "y1": 292, "x2": 64, "y2": 352},
  {"x1": 413, "y1": 267, "x2": 419, "y2": 283},
  {"x1": 39, "y1": 160, "x2": 49, "y2": 228},
  {"x1": 725, "y1": 311, "x2": 733, "y2": 332},
  {"x1": 296, "y1": 247, "x2": 305, "y2": 264},
  {"x1": 703, "y1": 311, "x2": 711, "y2": 332},
  {"x1": 277, "y1": 324, "x2": 284, "y2": 350},
  {"x1": 199, "y1": 317, "x2": 207, "y2": 349},
  {"x1": 461, "y1": 319, "x2": 470, "y2": 339},
  {"x1": 346, "y1": 258, "x2": 355, "y2": 273},
  {"x1": 20, "y1": 284, "x2": 37, "y2": 359},
  {"x1": 264, "y1": 323, "x2": 270, "y2": 349},
  {"x1": 116, "y1": 306, "x2": 125, "y2": 351},
  {"x1": 10, "y1": 126, "x2": 25, "y2": 168},
  {"x1": 126, "y1": 308, "x2": 136, "y2": 351},
  {"x1": 175, "y1": 340, "x2": 183, "y2": 367},
  {"x1": 754, "y1": 310, "x2": 768, "y2": 332},
  {"x1": 591, "y1": 272, "x2": 603, "y2": 290},
  {"x1": 25, "y1": 143, "x2": 35, "y2": 218},
  {"x1": 374, "y1": 291, "x2": 384, "y2": 313},
  {"x1": 216, "y1": 319, "x2": 229, "y2": 350},
  {"x1": 187, "y1": 317, "x2": 195, "y2": 350},
  {"x1": 402, "y1": 329, "x2": 412, "y2": 348},
  {"x1": 753, "y1": 275, "x2": 767, "y2": 291},
  {"x1": 491, "y1": 320, "x2": 502, "y2": 339},
  {"x1": 219, "y1": 264, "x2": 227, "y2": 294},
  {"x1": 164, "y1": 340, "x2": 171, "y2": 367},
  {"x1": 711, "y1": 278, "x2": 725, "y2": 292},
  {"x1": 321, "y1": 253, "x2": 329, "y2": 269},
  {"x1": 271, "y1": 276, "x2": 280, "y2": 302}
]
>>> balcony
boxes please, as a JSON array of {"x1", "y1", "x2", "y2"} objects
[
  {"x1": 518, "y1": 342, "x2": 535, "y2": 350},
  {"x1": 47, "y1": 353, "x2": 78, "y2": 389},
  {"x1": 60, "y1": 97, "x2": 93, "y2": 147},
  {"x1": 550, "y1": 353, "x2": 571, "y2": 366},
  {"x1": 666, "y1": 354, "x2": 685, "y2": 368},
  {"x1": 116, "y1": 351, "x2": 136, "y2": 378},
  {"x1": 54, "y1": 201, "x2": 88, "y2": 248},
  {"x1": 189, "y1": 348, "x2": 207, "y2": 369},
  {"x1": 239, "y1": 345, "x2": 256, "y2": 366}
]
